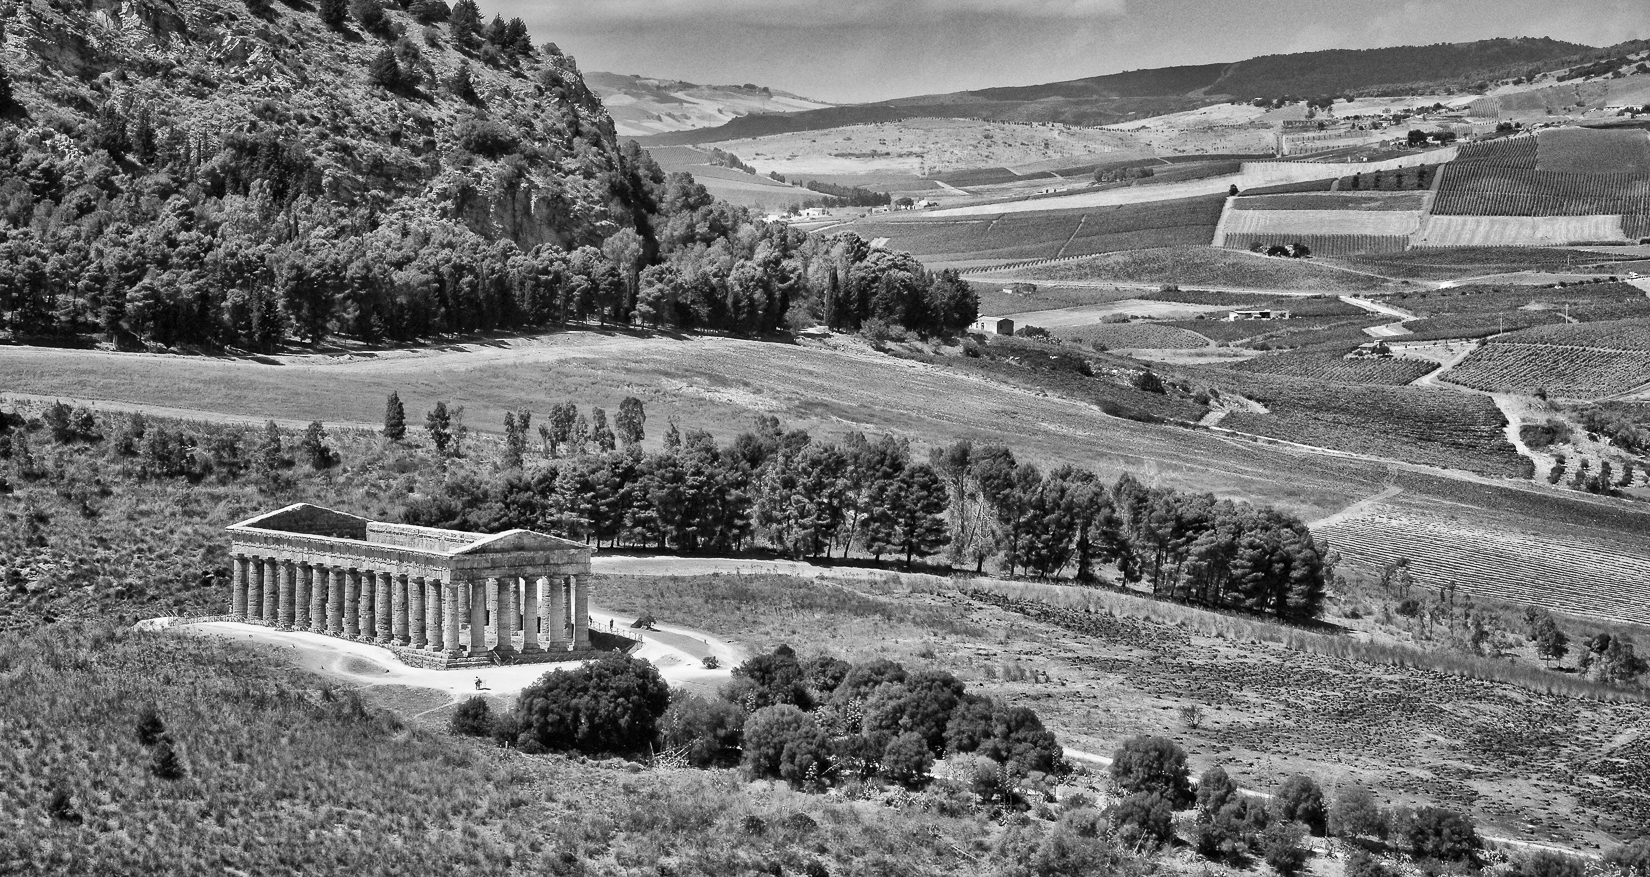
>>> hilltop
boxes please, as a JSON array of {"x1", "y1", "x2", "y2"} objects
[
  {"x1": 637, "y1": 37, "x2": 1603, "y2": 146},
  {"x1": 586, "y1": 71, "x2": 834, "y2": 138}
]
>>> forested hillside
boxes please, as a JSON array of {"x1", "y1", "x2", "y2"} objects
[{"x1": 0, "y1": 0, "x2": 975, "y2": 347}]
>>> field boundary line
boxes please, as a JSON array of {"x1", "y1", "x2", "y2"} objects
[{"x1": 1054, "y1": 214, "x2": 1088, "y2": 259}]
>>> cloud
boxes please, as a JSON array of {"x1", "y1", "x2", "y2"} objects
[{"x1": 548, "y1": 0, "x2": 1127, "y2": 27}]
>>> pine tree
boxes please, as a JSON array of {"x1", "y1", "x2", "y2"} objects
[
  {"x1": 591, "y1": 408, "x2": 616, "y2": 453},
  {"x1": 501, "y1": 412, "x2": 523, "y2": 469},
  {"x1": 426, "y1": 402, "x2": 452, "y2": 456},
  {"x1": 450, "y1": 61, "x2": 479, "y2": 103},
  {"x1": 300, "y1": 421, "x2": 335, "y2": 469},
  {"x1": 663, "y1": 419, "x2": 681, "y2": 452},
  {"x1": 383, "y1": 391, "x2": 406, "y2": 441},
  {"x1": 369, "y1": 48, "x2": 403, "y2": 90},
  {"x1": 135, "y1": 706, "x2": 166, "y2": 746},
  {"x1": 448, "y1": 0, "x2": 480, "y2": 45},
  {"x1": 150, "y1": 738, "x2": 186, "y2": 780},
  {"x1": 318, "y1": 0, "x2": 348, "y2": 29},
  {"x1": 256, "y1": 420, "x2": 284, "y2": 474},
  {"x1": 615, "y1": 397, "x2": 646, "y2": 447}
]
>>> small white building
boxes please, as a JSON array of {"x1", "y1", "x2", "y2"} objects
[
  {"x1": 801, "y1": 207, "x2": 829, "y2": 218},
  {"x1": 1228, "y1": 309, "x2": 1291, "y2": 321},
  {"x1": 972, "y1": 317, "x2": 1015, "y2": 335}
]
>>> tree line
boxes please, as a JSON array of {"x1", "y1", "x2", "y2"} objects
[{"x1": 400, "y1": 401, "x2": 1329, "y2": 619}]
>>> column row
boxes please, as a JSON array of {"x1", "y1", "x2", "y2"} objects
[
  {"x1": 229, "y1": 555, "x2": 459, "y2": 654},
  {"x1": 229, "y1": 557, "x2": 591, "y2": 657}
]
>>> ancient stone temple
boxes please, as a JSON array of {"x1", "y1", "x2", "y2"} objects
[{"x1": 225, "y1": 503, "x2": 594, "y2": 668}]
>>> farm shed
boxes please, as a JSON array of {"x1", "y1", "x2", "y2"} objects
[
  {"x1": 1229, "y1": 309, "x2": 1291, "y2": 321},
  {"x1": 973, "y1": 317, "x2": 1015, "y2": 335}
]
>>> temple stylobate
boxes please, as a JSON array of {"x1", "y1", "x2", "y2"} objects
[{"x1": 225, "y1": 504, "x2": 594, "y2": 668}]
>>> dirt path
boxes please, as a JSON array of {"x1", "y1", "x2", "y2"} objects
[
  {"x1": 1307, "y1": 484, "x2": 1403, "y2": 529},
  {"x1": 1340, "y1": 295, "x2": 1415, "y2": 338},
  {"x1": 1491, "y1": 393, "x2": 1546, "y2": 480}
]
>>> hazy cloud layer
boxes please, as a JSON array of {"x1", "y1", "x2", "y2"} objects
[{"x1": 493, "y1": 0, "x2": 1647, "y2": 102}]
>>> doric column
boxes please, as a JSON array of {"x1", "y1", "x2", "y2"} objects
[
  {"x1": 547, "y1": 574, "x2": 569, "y2": 650},
  {"x1": 469, "y1": 580, "x2": 488, "y2": 654},
  {"x1": 521, "y1": 576, "x2": 542, "y2": 653},
  {"x1": 263, "y1": 558, "x2": 280, "y2": 624},
  {"x1": 359, "y1": 570, "x2": 375, "y2": 641},
  {"x1": 412, "y1": 577, "x2": 429, "y2": 649},
  {"x1": 248, "y1": 557, "x2": 264, "y2": 621},
  {"x1": 344, "y1": 569, "x2": 361, "y2": 639},
  {"x1": 376, "y1": 571, "x2": 394, "y2": 644},
  {"x1": 572, "y1": 574, "x2": 590, "y2": 650},
  {"x1": 308, "y1": 564, "x2": 326, "y2": 634},
  {"x1": 444, "y1": 580, "x2": 463, "y2": 657},
  {"x1": 293, "y1": 562, "x2": 311, "y2": 631},
  {"x1": 494, "y1": 577, "x2": 517, "y2": 657},
  {"x1": 231, "y1": 555, "x2": 249, "y2": 621},
  {"x1": 401, "y1": 576, "x2": 418, "y2": 647},
  {"x1": 327, "y1": 567, "x2": 345, "y2": 636}
]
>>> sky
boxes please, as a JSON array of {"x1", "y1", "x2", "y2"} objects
[{"x1": 488, "y1": 0, "x2": 1650, "y2": 103}]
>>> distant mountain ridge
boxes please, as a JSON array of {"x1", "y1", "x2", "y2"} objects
[{"x1": 637, "y1": 37, "x2": 1604, "y2": 146}]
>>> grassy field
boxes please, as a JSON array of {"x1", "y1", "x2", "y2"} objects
[
  {"x1": 1223, "y1": 208, "x2": 1423, "y2": 237},
  {"x1": 0, "y1": 335, "x2": 1382, "y2": 522},
  {"x1": 1230, "y1": 192, "x2": 1430, "y2": 211},
  {"x1": 1058, "y1": 323, "x2": 1211, "y2": 349},
  {"x1": 1002, "y1": 246, "x2": 1397, "y2": 291},
  {"x1": 1415, "y1": 214, "x2": 1631, "y2": 247}
]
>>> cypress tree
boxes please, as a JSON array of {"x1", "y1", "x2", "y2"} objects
[
  {"x1": 425, "y1": 402, "x2": 452, "y2": 455},
  {"x1": 383, "y1": 391, "x2": 406, "y2": 440},
  {"x1": 318, "y1": 0, "x2": 347, "y2": 29},
  {"x1": 369, "y1": 48, "x2": 403, "y2": 90},
  {"x1": 0, "y1": 60, "x2": 14, "y2": 111}
]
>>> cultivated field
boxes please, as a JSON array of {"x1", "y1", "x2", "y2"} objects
[
  {"x1": 1414, "y1": 214, "x2": 1629, "y2": 247},
  {"x1": 1536, "y1": 128, "x2": 1650, "y2": 175},
  {"x1": 1233, "y1": 351, "x2": 1441, "y2": 384},
  {"x1": 1220, "y1": 233, "x2": 1412, "y2": 256},
  {"x1": 1001, "y1": 246, "x2": 1396, "y2": 291},
  {"x1": 1443, "y1": 320, "x2": 1650, "y2": 398},
  {"x1": 1222, "y1": 208, "x2": 1424, "y2": 237},
  {"x1": 1317, "y1": 505, "x2": 1650, "y2": 626},
  {"x1": 1055, "y1": 322, "x2": 1212, "y2": 349},
  {"x1": 1229, "y1": 192, "x2": 1431, "y2": 212},
  {"x1": 851, "y1": 195, "x2": 1226, "y2": 262},
  {"x1": 1332, "y1": 246, "x2": 1643, "y2": 280}
]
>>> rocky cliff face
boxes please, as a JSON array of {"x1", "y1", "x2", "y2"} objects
[{"x1": 0, "y1": 0, "x2": 634, "y2": 250}]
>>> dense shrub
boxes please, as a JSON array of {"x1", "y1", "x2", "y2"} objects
[
  {"x1": 1108, "y1": 791, "x2": 1176, "y2": 849},
  {"x1": 879, "y1": 732, "x2": 933, "y2": 788},
  {"x1": 1260, "y1": 821, "x2": 1309, "y2": 876},
  {"x1": 1109, "y1": 736, "x2": 1193, "y2": 807},
  {"x1": 450, "y1": 695, "x2": 493, "y2": 737},
  {"x1": 862, "y1": 670, "x2": 964, "y2": 754},
  {"x1": 742, "y1": 705, "x2": 831, "y2": 789},
  {"x1": 1273, "y1": 774, "x2": 1327, "y2": 835},
  {"x1": 1604, "y1": 839, "x2": 1650, "y2": 876},
  {"x1": 1511, "y1": 850, "x2": 1586, "y2": 877},
  {"x1": 453, "y1": 117, "x2": 521, "y2": 158},
  {"x1": 1404, "y1": 806, "x2": 1481, "y2": 865},
  {"x1": 1329, "y1": 785, "x2": 1386, "y2": 838},
  {"x1": 1196, "y1": 765, "x2": 1238, "y2": 817},
  {"x1": 514, "y1": 653, "x2": 671, "y2": 754},
  {"x1": 1345, "y1": 848, "x2": 1394, "y2": 877},
  {"x1": 725, "y1": 645, "x2": 812, "y2": 711},
  {"x1": 658, "y1": 694, "x2": 745, "y2": 766}
]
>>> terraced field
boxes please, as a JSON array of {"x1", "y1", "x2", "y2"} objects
[
  {"x1": 1005, "y1": 246, "x2": 1394, "y2": 291},
  {"x1": 1445, "y1": 344, "x2": 1650, "y2": 399},
  {"x1": 1316, "y1": 508, "x2": 1650, "y2": 626},
  {"x1": 1233, "y1": 351, "x2": 1440, "y2": 384},
  {"x1": 1058, "y1": 322, "x2": 1211, "y2": 349},
  {"x1": 851, "y1": 196, "x2": 1225, "y2": 262},
  {"x1": 1414, "y1": 214, "x2": 1630, "y2": 247},
  {"x1": 1221, "y1": 233, "x2": 1411, "y2": 256}
]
